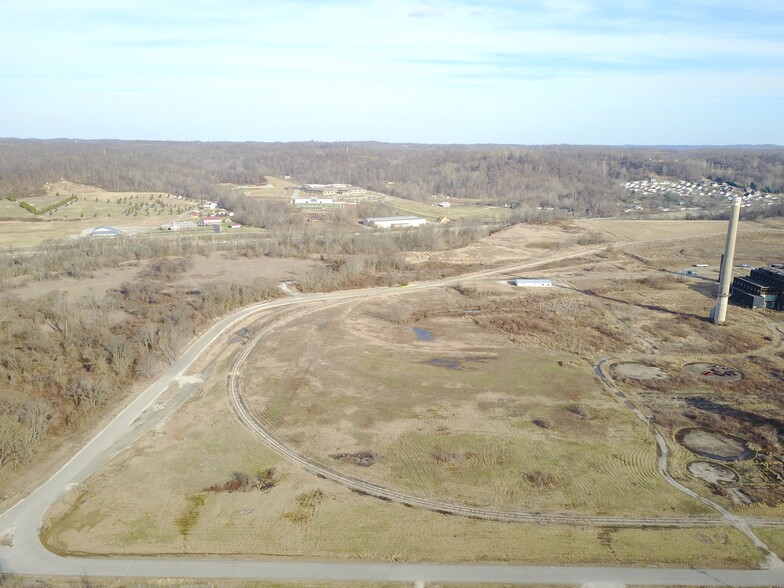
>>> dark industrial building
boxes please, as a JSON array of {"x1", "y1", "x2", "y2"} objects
[{"x1": 731, "y1": 264, "x2": 784, "y2": 310}]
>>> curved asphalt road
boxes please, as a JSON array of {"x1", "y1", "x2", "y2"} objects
[{"x1": 2, "y1": 250, "x2": 784, "y2": 585}]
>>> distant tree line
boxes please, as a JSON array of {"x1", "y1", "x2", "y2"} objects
[{"x1": 1, "y1": 140, "x2": 782, "y2": 218}]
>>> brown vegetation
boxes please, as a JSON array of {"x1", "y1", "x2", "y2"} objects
[
  {"x1": 205, "y1": 469, "x2": 276, "y2": 493},
  {"x1": 2, "y1": 140, "x2": 783, "y2": 216},
  {"x1": 469, "y1": 292, "x2": 645, "y2": 357},
  {"x1": 0, "y1": 258, "x2": 281, "y2": 475}
]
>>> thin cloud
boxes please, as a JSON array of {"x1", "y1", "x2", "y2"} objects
[{"x1": 409, "y1": 5, "x2": 445, "y2": 18}]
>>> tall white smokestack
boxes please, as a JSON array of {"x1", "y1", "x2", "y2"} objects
[{"x1": 712, "y1": 197, "x2": 741, "y2": 324}]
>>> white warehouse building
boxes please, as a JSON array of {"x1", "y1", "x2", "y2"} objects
[
  {"x1": 363, "y1": 216, "x2": 427, "y2": 229},
  {"x1": 512, "y1": 278, "x2": 552, "y2": 287}
]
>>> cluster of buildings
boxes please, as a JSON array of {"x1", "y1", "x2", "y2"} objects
[
  {"x1": 731, "y1": 265, "x2": 784, "y2": 310},
  {"x1": 625, "y1": 178, "x2": 733, "y2": 201},
  {"x1": 290, "y1": 184, "x2": 367, "y2": 209},
  {"x1": 624, "y1": 177, "x2": 779, "y2": 212},
  {"x1": 160, "y1": 220, "x2": 197, "y2": 231},
  {"x1": 297, "y1": 184, "x2": 366, "y2": 196}
]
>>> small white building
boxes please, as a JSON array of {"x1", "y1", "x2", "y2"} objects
[
  {"x1": 293, "y1": 197, "x2": 334, "y2": 205},
  {"x1": 90, "y1": 226, "x2": 121, "y2": 237},
  {"x1": 363, "y1": 216, "x2": 427, "y2": 229},
  {"x1": 161, "y1": 220, "x2": 197, "y2": 231},
  {"x1": 437, "y1": 201, "x2": 452, "y2": 208},
  {"x1": 202, "y1": 201, "x2": 218, "y2": 210},
  {"x1": 512, "y1": 278, "x2": 552, "y2": 287}
]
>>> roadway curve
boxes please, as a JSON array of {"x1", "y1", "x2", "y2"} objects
[{"x1": 2, "y1": 248, "x2": 784, "y2": 585}]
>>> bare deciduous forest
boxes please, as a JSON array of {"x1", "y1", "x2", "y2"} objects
[{"x1": 2, "y1": 140, "x2": 784, "y2": 215}]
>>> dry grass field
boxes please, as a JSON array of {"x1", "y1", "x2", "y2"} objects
[
  {"x1": 34, "y1": 217, "x2": 784, "y2": 566},
  {"x1": 626, "y1": 231, "x2": 784, "y2": 275},
  {"x1": 385, "y1": 196, "x2": 512, "y2": 220},
  {"x1": 422, "y1": 221, "x2": 600, "y2": 267},
  {"x1": 579, "y1": 218, "x2": 763, "y2": 242},
  {"x1": 41, "y1": 327, "x2": 760, "y2": 567},
  {"x1": 237, "y1": 288, "x2": 702, "y2": 517},
  {"x1": 1, "y1": 253, "x2": 318, "y2": 301},
  {"x1": 224, "y1": 177, "x2": 298, "y2": 200}
]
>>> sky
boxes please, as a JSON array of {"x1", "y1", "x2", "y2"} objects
[{"x1": 1, "y1": 0, "x2": 783, "y2": 144}]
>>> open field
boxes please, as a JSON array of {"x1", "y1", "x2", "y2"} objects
[
  {"x1": 18, "y1": 216, "x2": 784, "y2": 570},
  {"x1": 243, "y1": 316, "x2": 680, "y2": 513},
  {"x1": 0, "y1": 252, "x2": 318, "y2": 301},
  {"x1": 41, "y1": 321, "x2": 761, "y2": 567},
  {"x1": 620, "y1": 224, "x2": 784, "y2": 271},
  {"x1": 224, "y1": 177, "x2": 298, "y2": 200},
  {"x1": 385, "y1": 196, "x2": 512, "y2": 220},
  {"x1": 0, "y1": 180, "x2": 202, "y2": 247},
  {"x1": 579, "y1": 218, "x2": 771, "y2": 242},
  {"x1": 419, "y1": 221, "x2": 601, "y2": 266}
]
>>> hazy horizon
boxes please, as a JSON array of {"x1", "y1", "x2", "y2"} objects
[{"x1": 2, "y1": 1, "x2": 783, "y2": 145}]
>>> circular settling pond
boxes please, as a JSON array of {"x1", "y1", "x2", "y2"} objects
[
  {"x1": 611, "y1": 362, "x2": 667, "y2": 381},
  {"x1": 676, "y1": 427, "x2": 754, "y2": 462},
  {"x1": 687, "y1": 460, "x2": 739, "y2": 484},
  {"x1": 684, "y1": 363, "x2": 743, "y2": 382}
]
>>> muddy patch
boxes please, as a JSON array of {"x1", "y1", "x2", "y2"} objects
[
  {"x1": 204, "y1": 469, "x2": 276, "y2": 493},
  {"x1": 228, "y1": 327, "x2": 252, "y2": 344},
  {"x1": 413, "y1": 326, "x2": 434, "y2": 341},
  {"x1": 684, "y1": 363, "x2": 742, "y2": 382},
  {"x1": 676, "y1": 427, "x2": 754, "y2": 462},
  {"x1": 330, "y1": 450, "x2": 379, "y2": 467},
  {"x1": 611, "y1": 362, "x2": 667, "y2": 381},
  {"x1": 284, "y1": 489, "x2": 325, "y2": 524},
  {"x1": 687, "y1": 461, "x2": 739, "y2": 484},
  {"x1": 427, "y1": 356, "x2": 491, "y2": 370}
]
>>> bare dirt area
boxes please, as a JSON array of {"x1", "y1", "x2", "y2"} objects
[
  {"x1": 676, "y1": 428, "x2": 755, "y2": 462},
  {"x1": 424, "y1": 222, "x2": 598, "y2": 266},
  {"x1": 684, "y1": 362, "x2": 743, "y2": 382},
  {"x1": 688, "y1": 461, "x2": 739, "y2": 484},
  {"x1": 612, "y1": 362, "x2": 668, "y2": 381}
]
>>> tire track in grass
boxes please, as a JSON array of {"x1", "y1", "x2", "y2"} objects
[{"x1": 227, "y1": 296, "x2": 784, "y2": 531}]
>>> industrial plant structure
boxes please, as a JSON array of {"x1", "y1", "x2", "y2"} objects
[
  {"x1": 731, "y1": 265, "x2": 784, "y2": 310},
  {"x1": 711, "y1": 197, "x2": 741, "y2": 324},
  {"x1": 362, "y1": 216, "x2": 427, "y2": 229}
]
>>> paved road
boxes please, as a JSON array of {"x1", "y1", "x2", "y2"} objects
[{"x1": 2, "y1": 248, "x2": 784, "y2": 585}]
